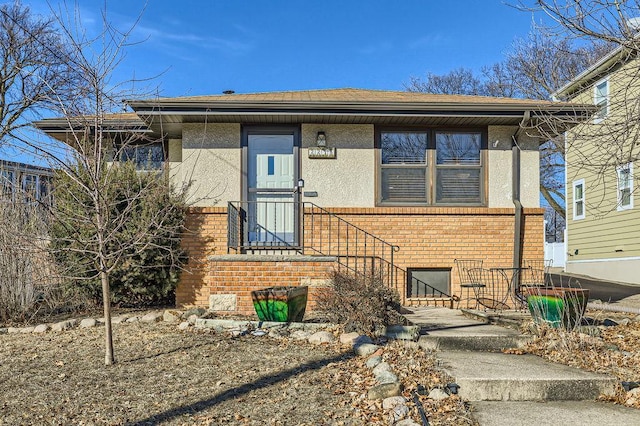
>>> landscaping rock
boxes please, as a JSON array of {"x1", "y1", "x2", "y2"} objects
[
  {"x1": 20, "y1": 327, "x2": 35, "y2": 334},
  {"x1": 163, "y1": 310, "x2": 180, "y2": 323},
  {"x1": 177, "y1": 321, "x2": 190, "y2": 331},
  {"x1": 339, "y1": 332, "x2": 360, "y2": 345},
  {"x1": 367, "y1": 382, "x2": 402, "y2": 400},
  {"x1": 183, "y1": 307, "x2": 206, "y2": 319},
  {"x1": 0, "y1": 328, "x2": 6, "y2": 334},
  {"x1": 375, "y1": 371, "x2": 398, "y2": 384},
  {"x1": 372, "y1": 362, "x2": 392, "y2": 375},
  {"x1": 618, "y1": 318, "x2": 631, "y2": 326},
  {"x1": 382, "y1": 396, "x2": 406, "y2": 410},
  {"x1": 365, "y1": 355, "x2": 382, "y2": 368},
  {"x1": 33, "y1": 324, "x2": 49, "y2": 333},
  {"x1": 126, "y1": 316, "x2": 139, "y2": 323},
  {"x1": 268, "y1": 328, "x2": 288, "y2": 339},
  {"x1": 390, "y1": 404, "x2": 409, "y2": 422},
  {"x1": 187, "y1": 314, "x2": 199, "y2": 325},
  {"x1": 575, "y1": 325, "x2": 601, "y2": 337},
  {"x1": 384, "y1": 325, "x2": 420, "y2": 341},
  {"x1": 52, "y1": 319, "x2": 78, "y2": 332},
  {"x1": 7, "y1": 327, "x2": 20, "y2": 334},
  {"x1": 290, "y1": 330, "x2": 311, "y2": 340},
  {"x1": 354, "y1": 343, "x2": 379, "y2": 357},
  {"x1": 111, "y1": 315, "x2": 128, "y2": 324},
  {"x1": 395, "y1": 420, "x2": 420, "y2": 426},
  {"x1": 308, "y1": 331, "x2": 334, "y2": 345},
  {"x1": 603, "y1": 318, "x2": 619, "y2": 327},
  {"x1": 140, "y1": 312, "x2": 164, "y2": 323},
  {"x1": 428, "y1": 388, "x2": 450, "y2": 401},
  {"x1": 80, "y1": 318, "x2": 97, "y2": 328}
]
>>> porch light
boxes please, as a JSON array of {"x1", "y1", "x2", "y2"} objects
[{"x1": 316, "y1": 131, "x2": 326, "y2": 147}]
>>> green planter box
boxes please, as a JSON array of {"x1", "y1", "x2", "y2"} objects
[
  {"x1": 251, "y1": 286, "x2": 308, "y2": 322},
  {"x1": 523, "y1": 287, "x2": 589, "y2": 329}
]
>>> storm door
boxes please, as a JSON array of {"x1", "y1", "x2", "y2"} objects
[{"x1": 245, "y1": 129, "x2": 299, "y2": 247}]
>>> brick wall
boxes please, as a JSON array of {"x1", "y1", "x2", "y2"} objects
[
  {"x1": 178, "y1": 206, "x2": 545, "y2": 311},
  {"x1": 206, "y1": 256, "x2": 336, "y2": 315}
]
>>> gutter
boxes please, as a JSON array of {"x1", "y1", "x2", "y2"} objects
[{"x1": 512, "y1": 111, "x2": 531, "y2": 288}]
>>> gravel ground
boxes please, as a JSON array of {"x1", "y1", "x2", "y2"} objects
[{"x1": 0, "y1": 320, "x2": 476, "y2": 425}]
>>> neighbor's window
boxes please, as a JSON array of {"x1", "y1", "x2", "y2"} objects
[
  {"x1": 22, "y1": 174, "x2": 38, "y2": 203},
  {"x1": 0, "y1": 170, "x2": 14, "y2": 199},
  {"x1": 120, "y1": 142, "x2": 164, "y2": 170},
  {"x1": 594, "y1": 78, "x2": 609, "y2": 122},
  {"x1": 617, "y1": 163, "x2": 633, "y2": 211},
  {"x1": 379, "y1": 129, "x2": 483, "y2": 205},
  {"x1": 573, "y1": 179, "x2": 585, "y2": 220}
]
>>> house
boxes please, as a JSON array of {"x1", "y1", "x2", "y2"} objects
[
  {"x1": 0, "y1": 159, "x2": 53, "y2": 205},
  {"x1": 37, "y1": 88, "x2": 590, "y2": 312},
  {"x1": 554, "y1": 48, "x2": 640, "y2": 285}
]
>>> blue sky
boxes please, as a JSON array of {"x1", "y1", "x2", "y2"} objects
[
  {"x1": 30, "y1": 0, "x2": 543, "y2": 97},
  {"x1": 7, "y1": 1, "x2": 545, "y2": 166}
]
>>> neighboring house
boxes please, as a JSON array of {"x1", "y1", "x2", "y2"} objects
[
  {"x1": 554, "y1": 48, "x2": 640, "y2": 285},
  {"x1": 0, "y1": 159, "x2": 53, "y2": 205},
  {"x1": 36, "y1": 88, "x2": 588, "y2": 313}
]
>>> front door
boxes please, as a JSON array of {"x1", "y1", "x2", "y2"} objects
[{"x1": 246, "y1": 129, "x2": 298, "y2": 247}]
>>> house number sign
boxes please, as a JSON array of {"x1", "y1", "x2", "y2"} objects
[{"x1": 308, "y1": 147, "x2": 336, "y2": 159}]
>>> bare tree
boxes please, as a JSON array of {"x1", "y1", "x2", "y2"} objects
[
  {"x1": 30, "y1": 3, "x2": 187, "y2": 366},
  {"x1": 0, "y1": 1, "x2": 76, "y2": 147},
  {"x1": 405, "y1": 26, "x2": 608, "y2": 220},
  {"x1": 517, "y1": 1, "x2": 640, "y2": 216}
]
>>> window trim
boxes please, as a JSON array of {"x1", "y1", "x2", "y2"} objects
[
  {"x1": 617, "y1": 162, "x2": 634, "y2": 211},
  {"x1": 593, "y1": 77, "x2": 609, "y2": 123},
  {"x1": 376, "y1": 126, "x2": 486, "y2": 206},
  {"x1": 573, "y1": 179, "x2": 586, "y2": 220}
]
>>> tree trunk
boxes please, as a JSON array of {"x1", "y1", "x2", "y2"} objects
[{"x1": 101, "y1": 269, "x2": 115, "y2": 365}]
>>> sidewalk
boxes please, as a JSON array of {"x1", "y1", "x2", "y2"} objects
[{"x1": 403, "y1": 307, "x2": 640, "y2": 425}]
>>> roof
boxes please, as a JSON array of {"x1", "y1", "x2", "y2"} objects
[
  {"x1": 126, "y1": 88, "x2": 593, "y2": 139},
  {"x1": 35, "y1": 88, "x2": 594, "y2": 141},
  {"x1": 553, "y1": 46, "x2": 632, "y2": 99},
  {"x1": 130, "y1": 87, "x2": 562, "y2": 108}
]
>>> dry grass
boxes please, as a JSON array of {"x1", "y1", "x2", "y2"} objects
[{"x1": 0, "y1": 320, "x2": 476, "y2": 425}]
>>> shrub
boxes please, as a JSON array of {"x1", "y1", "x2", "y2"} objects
[
  {"x1": 49, "y1": 161, "x2": 188, "y2": 307},
  {"x1": 316, "y1": 268, "x2": 402, "y2": 335}
]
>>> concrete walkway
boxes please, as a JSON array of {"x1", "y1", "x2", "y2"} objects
[{"x1": 403, "y1": 307, "x2": 640, "y2": 425}]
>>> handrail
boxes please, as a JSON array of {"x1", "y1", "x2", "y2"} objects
[{"x1": 227, "y1": 200, "x2": 453, "y2": 301}]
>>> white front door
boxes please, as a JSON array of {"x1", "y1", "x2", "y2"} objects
[{"x1": 247, "y1": 133, "x2": 297, "y2": 245}]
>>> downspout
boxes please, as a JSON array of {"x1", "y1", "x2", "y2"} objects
[{"x1": 511, "y1": 111, "x2": 530, "y2": 288}]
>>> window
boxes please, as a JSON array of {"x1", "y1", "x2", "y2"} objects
[
  {"x1": 1, "y1": 170, "x2": 14, "y2": 200},
  {"x1": 594, "y1": 79, "x2": 609, "y2": 122},
  {"x1": 617, "y1": 163, "x2": 633, "y2": 211},
  {"x1": 380, "y1": 132, "x2": 428, "y2": 203},
  {"x1": 407, "y1": 268, "x2": 451, "y2": 298},
  {"x1": 120, "y1": 142, "x2": 165, "y2": 170},
  {"x1": 379, "y1": 129, "x2": 483, "y2": 205},
  {"x1": 573, "y1": 179, "x2": 585, "y2": 220},
  {"x1": 22, "y1": 174, "x2": 38, "y2": 203},
  {"x1": 435, "y1": 132, "x2": 482, "y2": 204}
]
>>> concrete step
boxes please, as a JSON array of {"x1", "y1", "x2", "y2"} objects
[
  {"x1": 411, "y1": 308, "x2": 532, "y2": 352},
  {"x1": 472, "y1": 401, "x2": 640, "y2": 425},
  {"x1": 419, "y1": 333, "x2": 532, "y2": 352},
  {"x1": 438, "y1": 350, "x2": 617, "y2": 402}
]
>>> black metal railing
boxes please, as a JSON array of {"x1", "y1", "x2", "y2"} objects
[{"x1": 227, "y1": 200, "x2": 453, "y2": 303}]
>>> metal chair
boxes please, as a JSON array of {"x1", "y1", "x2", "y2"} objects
[
  {"x1": 454, "y1": 259, "x2": 485, "y2": 309},
  {"x1": 522, "y1": 259, "x2": 553, "y2": 288}
]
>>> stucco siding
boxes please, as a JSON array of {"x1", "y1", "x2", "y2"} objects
[
  {"x1": 487, "y1": 126, "x2": 540, "y2": 208},
  {"x1": 179, "y1": 123, "x2": 242, "y2": 206},
  {"x1": 301, "y1": 124, "x2": 375, "y2": 207}
]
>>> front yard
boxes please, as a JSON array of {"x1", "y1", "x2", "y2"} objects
[{"x1": 0, "y1": 318, "x2": 474, "y2": 425}]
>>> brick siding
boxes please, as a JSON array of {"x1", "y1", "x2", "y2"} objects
[{"x1": 177, "y1": 206, "x2": 544, "y2": 312}]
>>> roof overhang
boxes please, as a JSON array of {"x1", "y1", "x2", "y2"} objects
[{"x1": 128, "y1": 99, "x2": 594, "y2": 140}]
